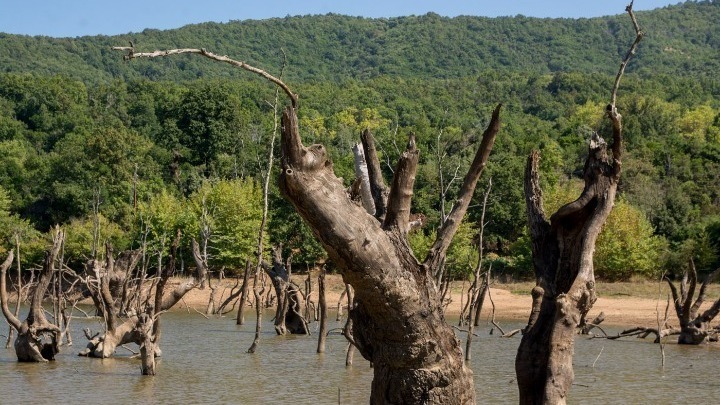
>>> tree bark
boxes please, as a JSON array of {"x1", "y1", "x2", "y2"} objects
[
  {"x1": 1, "y1": 228, "x2": 64, "y2": 362},
  {"x1": 317, "y1": 266, "x2": 327, "y2": 353},
  {"x1": 279, "y1": 104, "x2": 500, "y2": 403},
  {"x1": 515, "y1": 5, "x2": 642, "y2": 403},
  {"x1": 236, "y1": 259, "x2": 251, "y2": 325}
]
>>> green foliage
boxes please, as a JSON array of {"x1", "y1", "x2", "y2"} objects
[
  {"x1": 0, "y1": 3, "x2": 719, "y2": 278},
  {"x1": 446, "y1": 221, "x2": 479, "y2": 279},
  {"x1": 190, "y1": 179, "x2": 263, "y2": 269},
  {"x1": 595, "y1": 198, "x2": 667, "y2": 281},
  {"x1": 63, "y1": 213, "x2": 129, "y2": 263}
]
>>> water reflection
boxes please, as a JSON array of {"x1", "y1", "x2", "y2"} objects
[{"x1": 1, "y1": 310, "x2": 719, "y2": 404}]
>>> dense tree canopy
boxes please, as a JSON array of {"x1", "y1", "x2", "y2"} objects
[{"x1": 0, "y1": 1, "x2": 718, "y2": 278}]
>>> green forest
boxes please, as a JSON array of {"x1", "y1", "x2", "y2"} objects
[{"x1": 1, "y1": 0, "x2": 719, "y2": 281}]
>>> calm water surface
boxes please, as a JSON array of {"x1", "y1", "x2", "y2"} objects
[{"x1": 1, "y1": 309, "x2": 719, "y2": 404}]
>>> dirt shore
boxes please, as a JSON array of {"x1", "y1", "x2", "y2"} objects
[{"x1": 173, "y1": 274, "x2": 681, "y2": 327}]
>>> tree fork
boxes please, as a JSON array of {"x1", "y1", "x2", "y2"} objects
[{"x1": 515, "y1": 3, "x2": 643, "y2": 403}]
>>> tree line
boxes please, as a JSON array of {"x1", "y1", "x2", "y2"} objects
[{"x1": 1, "y1": 66, "x2": 718, "y2": 279}]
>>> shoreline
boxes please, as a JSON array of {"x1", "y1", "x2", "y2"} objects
[{"x1": 171, "y1": 274, "x2": 677, "y2": 328}]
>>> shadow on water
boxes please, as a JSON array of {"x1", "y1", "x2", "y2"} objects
[{"x1": 1, "y1": 311, "x2": 719, "y2": 403}]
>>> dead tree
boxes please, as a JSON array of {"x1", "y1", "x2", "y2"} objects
[
  {"x1": 515, "y1": 3, "x2": 643, "y2": 403},
  {"x1": 0, "y1": 228, "x2": 64, "y2": 362},
  {"x1": 342, "y1": 283, "x2": 356, "y2": 366},
  {"x1": 83, "y1": 244, "x2": 142, "y2": 317},
  {"x1": 264, "y1": 245, "x2": 307, "y2": 335},
  {"x1": 235, "y1": 259, "x2": 252, "y2": 323},
  {"x1": 280, "y1": 102, "x2": 499, "y2": 403},
  {"x1": 664, "y1": 261, "x2": 720, "y2": 344},
  {"x1": 79, "y1": 230, "x2": 198, "y2": 366},
  {"x1": 113, "y1": 43, "x2": 500, "y2": 404},
  {"x1": 317, "y1": 266, "x2": 327, "y2": 353}
]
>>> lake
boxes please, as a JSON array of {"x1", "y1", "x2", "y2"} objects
[{"x1": 1, "y1": 309, "x2": 719, "y2": 403}]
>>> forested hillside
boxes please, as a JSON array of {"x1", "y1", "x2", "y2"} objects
[{"x1": 0, "y1": 1, "x2": 718, "y2": 280}]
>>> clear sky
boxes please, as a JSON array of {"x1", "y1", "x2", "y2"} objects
[{"x1": 1, "y1": 0, "x2": 681, "y2": 38}]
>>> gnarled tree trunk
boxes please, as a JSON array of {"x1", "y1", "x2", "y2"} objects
[
  {"x1": 80, "y1": 230, "x2": 198, "y2": 368},
  {"x1": 515, "y1": 5, "x2": 643, "y2": 403},
  {"x1": 1, "y1": 228, "x2": 64, "y2": 362},
  {"x1": 665, "y1": 261, "x2": 720, "y2": 345},
  {"x1": 279, "y1": 104, "x2": 500, "y2": 403},
  {"x1": 110, "y1": 41, "x2": 500, "y2": 403},
  {"x1": 264, "y1": 245, "x2": 307, "y2": 335}
]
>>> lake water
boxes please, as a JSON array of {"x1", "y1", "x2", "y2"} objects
[{"x1": 1, "y1": 309, "x2": 719, "y2": 404}]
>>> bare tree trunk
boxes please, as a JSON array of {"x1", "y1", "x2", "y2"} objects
[
  {"x1": 79, "y1": 231, "x2": 198, "y2": 369},
  {"x1": 246, "y1": 267, "x2": 263, "y2": 354},
  {"x1": 664, "y1": 262, "x2": 720, "y2": 344},
  {"x1": 236, "y1": 259, "x2": 251, "y2": 325},
  {"x1": 1, "y1": 228, "x2": 64, "y2": 362},
  {"x1": 515, "y1": 6, "x2": 642, "y2": 402},
  {"x1": 279, "y1": 104, "x2": 500, "y2": 403},
  {"x1": 465, "y1": 271, "x2": 488, "y2": 362},
  {"x1": 317, "y1": 267, "x2": 327, "y2": 353},
  {"x1": 6, "y1": 235, "x2": 21, "y2": 348}
]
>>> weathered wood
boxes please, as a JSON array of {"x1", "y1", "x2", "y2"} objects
[
  {"x1": 317, "y1": 267, "x2": 327, "y2": 353},
  {"x1": 1, "y1": 229, "x2": 64, "y2": 362},
  {"x1": 664, "y1": 262, "x2": 720, "y2": 344},
  {"x1": 279, "y1": 103, "x2": 500, "y2": 404},
  {"x1": 515, "y1": 4, "x2": 642, "y2": 403}
]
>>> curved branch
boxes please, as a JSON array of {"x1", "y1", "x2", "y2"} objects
[
  {"x1": 608, "y1": 1, "x2": 644, "y2": 171},
  {"x1": 691, "y1": 267, "x2": 720, "y2": 318},
  {"x1": 112, "y1": 45, "x2": 298, "y2": 108},
  {"x1": 424, "y1": 104, "x2": 501, "y2": 269},
  {"x1": 0, "y1": 251, "x2": 22, "y2": 330}
]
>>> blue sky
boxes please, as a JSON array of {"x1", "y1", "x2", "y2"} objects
[{"x1": 1, "y1": 0, "x2": 681, "y2": 38}]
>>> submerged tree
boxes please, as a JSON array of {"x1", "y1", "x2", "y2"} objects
[
  {"x1": 79, "y1": 231, "x2": 201, "y2": 375},
  {"x1": 112, "y1": 42, "x2": 501, "y2": 402},
  {"x1": 515, "y1": 3, "x2": 643, "y2": 403},
  {"x1": 0, "y1": 228, "x2": 64, "y2": 362},
  {"x1": 663, "y1": 260, "x2": 720, "y2": 344},
  {"x1": 279, "y1": 106, "x2": 500, "y2": 403}
]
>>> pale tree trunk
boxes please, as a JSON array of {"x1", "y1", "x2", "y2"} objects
[
  {"x1": 1, "y1": 228, "x2": 64, "y2": 362},
  {"x1": 515, "y1": 5, "x2": 642, "y2": 402},
  {"x1": 343, "y1": 283, "x2": 356, "y2": 367},
  {"x1": 279, "y1": 104, "x2": 500, "y2": 403},
  {"x1": 6, "y1": 235, "x2": 22, "y2": 348}
]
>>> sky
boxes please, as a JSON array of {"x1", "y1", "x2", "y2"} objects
[{"x1": 1, "y1": 0, "x2": 682, "y2": 38}]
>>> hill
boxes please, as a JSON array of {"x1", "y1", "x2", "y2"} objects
[{"x1": 1, "y1": 2, "x2": 719, "y2": 84}]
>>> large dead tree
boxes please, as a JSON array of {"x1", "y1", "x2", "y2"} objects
[
  {"x1": 280, "y1": 105, "x2": 500, "y2": 403},
  {"x1": 515, "y1": 3, "x2": 643, "y2": 404},
  {"x1": 0, "y1": 228, "x2": 64, "y2": 362},
  {"x1": 113, "y1": 43, "x2": 500, "y2": 403}
]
